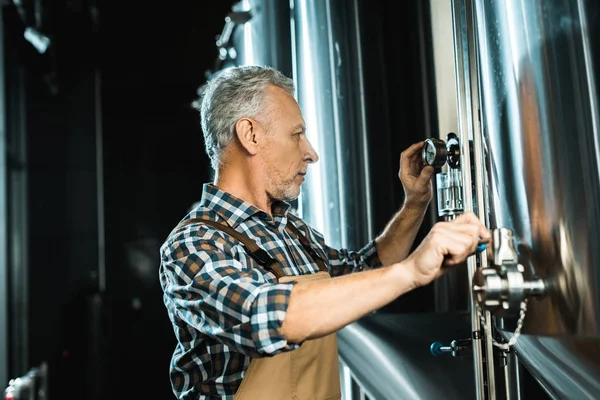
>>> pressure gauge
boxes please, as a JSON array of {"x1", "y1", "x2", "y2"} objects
[{"x1": 422, "y1": 138, "x2": 447, "y2": 168}]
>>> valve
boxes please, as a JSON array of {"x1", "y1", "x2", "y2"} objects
[
  {"x1": 430, "y1": 338, "x2": 472, "y2": 358},
  {"x1": 436, "y1": 170, "x2": 463, "y2": 218},
  {"x1": 423, "y1": 133, "x2": 464, "y2": 219},
  {"x1": 472, "y1": 228, "x2": 546, "y2": 316}
]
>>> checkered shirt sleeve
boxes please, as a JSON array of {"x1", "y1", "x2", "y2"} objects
[{"x1": 160, "y1": 225, "x2": 299, "y2": 358}]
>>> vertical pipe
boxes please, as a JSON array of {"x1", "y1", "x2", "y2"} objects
[
  {"x1": 0, "y1": 4, "x2": 8, "y2": 390},
  {"x1": 351, "y1": 0, "x2": 373, "y2": 240},
  {"x1": 95, "y1": 69, "x2": 105, "y2": 293},
  {"x1": 464, "y1": 0, "x2": 498, "y2": 397},
  {"x1": 9, "y1": 60, "x2": 28, "y2": 379},
  {"x1": 324, "y1": 0, "x2": 348, "y2": 247},
  {"x1": 504, "y1": 352, "x2": 522, "y2": 400},
  {"x1": 577, "y1": 0, "x2": 600, "y2": 175},
  {"x1": 416, "y1": 0, "x2": 433, "y2": 141},
  {"x1": 429, "y1": 0, "x2": 468, "y2": 313},
  {"x1": 450, "y1": 0, "x2": 491, "y2": 398},
  {"x1": 290, "y1": 0, "x2": 372, "y2": 249}
]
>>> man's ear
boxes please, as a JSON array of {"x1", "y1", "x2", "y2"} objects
[{"x1": 235, "y1": 118, "x2": 259, "y2": 155}]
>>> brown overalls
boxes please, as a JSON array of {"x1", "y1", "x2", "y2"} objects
[{"x1": 178, "y1": 218, "x2": 341, "y2": 400}]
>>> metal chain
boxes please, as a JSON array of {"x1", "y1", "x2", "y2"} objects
[{"x1": 476, "y1": 298, "x2": 528, "y2": 350}]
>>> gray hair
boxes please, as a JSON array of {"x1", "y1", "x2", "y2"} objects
[{"x1": 199, "y1": 65, "x2": 296, "y2": 170}]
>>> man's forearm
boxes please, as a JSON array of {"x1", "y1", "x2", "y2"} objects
[
  {"x1": 374, "y1": 203, "x2": 428, "y2": 265},
  {"x1": 282, "y1": 261, "x2": 417, "y2": 344}
]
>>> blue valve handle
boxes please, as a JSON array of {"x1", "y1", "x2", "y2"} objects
[
  {"x1": 476, "y1": 237, "x2": 488, "y2": 254},
  {"x1": 430, "y1": 341, "x2": 452, "y2": 356}
]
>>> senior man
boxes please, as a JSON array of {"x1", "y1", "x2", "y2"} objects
[{"x1": 159, "y1": 65, "x2": 489, "y2": 399}]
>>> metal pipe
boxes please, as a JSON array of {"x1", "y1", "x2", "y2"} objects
[
  {"x1": 8, "y1": 51, "x2": 29, "y2": 378},
  {"x1": 0, "y1": 3, "x2": 7, "y2": 390},
  {"x1": 95, "y1": 69, "x2": 106, "y2": 293},
  {"x1": 503, "y1": 351, "x2": 522, "y2": 400},
  {"x1": 351, "y1": 0, "x2": 373, "y2": 241},
  {"x1": 576, "y1": 0, "x2": 600, "y2": 176},
  {"x1": 290, "y1": 0, "x2": 372, "y2": 250},
  {"x1": 464, "y1": 0, "x2": 501, "y2": 396},
  {"x1": 450, "y1": 0, "x2": 489, "y2": 397}
]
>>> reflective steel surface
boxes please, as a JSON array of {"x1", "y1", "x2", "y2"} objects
[
  {"x1": 451, "y1": 0, "x2": 496, "y2": 396},
  {"x1": 230, "y1": 0, "x2": 293, "y2": 75},
  {"x1": 290, "y1": 0, "x2": 373, "y2": 250},
  {"x1": 292, "y1": 0, "x2": 373, "y2": 249},
  {"x1": 474, "y1": 0, "x2": 600, "y2": 337},
  {"x1": 512, "y1": 334, "x2": 600, "y2": 399},
  {"x1": 337, "y1": 313, "x2": 475, "y2": 400}
]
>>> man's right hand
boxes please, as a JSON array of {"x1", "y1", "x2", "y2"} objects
[{"x1": 404, "y1": 211, "x2": 491, "y2": 288}]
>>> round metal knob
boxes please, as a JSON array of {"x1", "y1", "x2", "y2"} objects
[
  {"x1": 446, "y1": 133, "x2": 461, "y2": 168},
  {"x1": 430, "y1": 341, "x2": 452, "y2": 356}
]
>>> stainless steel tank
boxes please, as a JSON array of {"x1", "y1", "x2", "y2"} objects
[
  {"x1": 473, "y1": 0, "x2": 600, "y2": 339},
  {"x1": 290, "y1": 0, "x2": 373, "y2": 250},
  {"x1": 206, "y1": 0, "x2": 292, "y2": 78},
  {"x1": 468, "y1": 0, "x2": 600, "y2": 397}
]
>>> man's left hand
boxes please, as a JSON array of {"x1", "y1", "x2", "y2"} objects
[{"x1": 399, "y1": 141, "x2": 435, "y2": 208}]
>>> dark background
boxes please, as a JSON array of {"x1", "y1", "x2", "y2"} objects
[{"x1": 4, "y1": 1, "x2": 237, "y2": 398}]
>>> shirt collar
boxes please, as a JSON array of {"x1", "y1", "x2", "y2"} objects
[{"x1": 198, "y1": 184, "x2": 291, "y2": 228}]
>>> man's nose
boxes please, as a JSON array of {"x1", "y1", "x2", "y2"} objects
[{"x1": 303, "y1": 137, "x2": 319, "y2": 164}]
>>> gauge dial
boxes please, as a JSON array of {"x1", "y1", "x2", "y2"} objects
[{"x1": 422, "y1": 138, "x2": 447, "y2": 168}]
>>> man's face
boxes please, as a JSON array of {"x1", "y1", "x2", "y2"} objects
[{"x1": 258, "y1": 85, "x2": 319, "y2": 201}]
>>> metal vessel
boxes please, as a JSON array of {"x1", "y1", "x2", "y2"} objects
[
  {"x1": 204, "y1": 0, "x2": 292, "y2": 80},
  {"x1": 466, "y1": 0, "x2": 600, "y2": 397}
]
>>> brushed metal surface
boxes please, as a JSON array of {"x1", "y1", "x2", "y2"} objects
[
  {"x1": 230, "y1": 0, "x2": 293, "y2": 76},
  {"x1": 290, "y1": 0, "x2": 373, "y2": 250},
  {"x1": 512, "y1": 334, "x2": 600, "y2": 399},
  {"x1": 337, "y1": 313, "x2": 476, "y2": 400},
  {"x1": 474, "y1": 0, "x2": 600, "y2": 337}
]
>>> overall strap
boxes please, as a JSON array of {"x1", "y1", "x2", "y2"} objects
[
  {"x1": 285, "y1": 222, "x2": 329, "y2": 273},
  {"x1": 176, "y1": 218, "x2": 286, "y2": 279}
]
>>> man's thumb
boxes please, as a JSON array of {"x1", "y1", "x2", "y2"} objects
[{"x1": 417, "y1": 166, "x2": 435, "y2": 185}]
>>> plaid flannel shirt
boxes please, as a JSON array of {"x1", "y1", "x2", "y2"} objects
[{"x1": 159, "y1": 184, "x2": 382, "y2": 399}]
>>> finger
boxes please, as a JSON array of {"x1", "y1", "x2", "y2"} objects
[
  {"x1": 416, "y1": 166, "x2": 435, "y2": 186},
  {"x1": 478, "y1": 226, "x2": 491, "y2": 241},
  {"x1": 401, "y1": 141, "x2": 425, "y2": 158},
  {"x1": 431, "y1": 222, "x2": 477, "y2": 246},
  {"x1": 400, "y1": 142, "x2": 425, "y2": 170},
  {"x1": 441, "y1": 234, "x2": 477, "y2": 265},
  {"x1": 434, "y1": 222, "x2": 482, "y2": 251},
  {"x1": 436, "y1": 219, "x2": 481, "y2": 237},
  {"x1": 444, "y1": 229, "x2": 488, "y2": 265},
  {"x1": 399, "y1": 150, "x2": 411, "y2": 177},
  {"x1": 426, "y1": 224, "x2": 483, "y2": 269},
  {"x1": 451, "y1": 211, "x2": 479, "y2": 224},
  {"x1": 450, "y1": 212, "x2": 491, "y2": 240}
]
